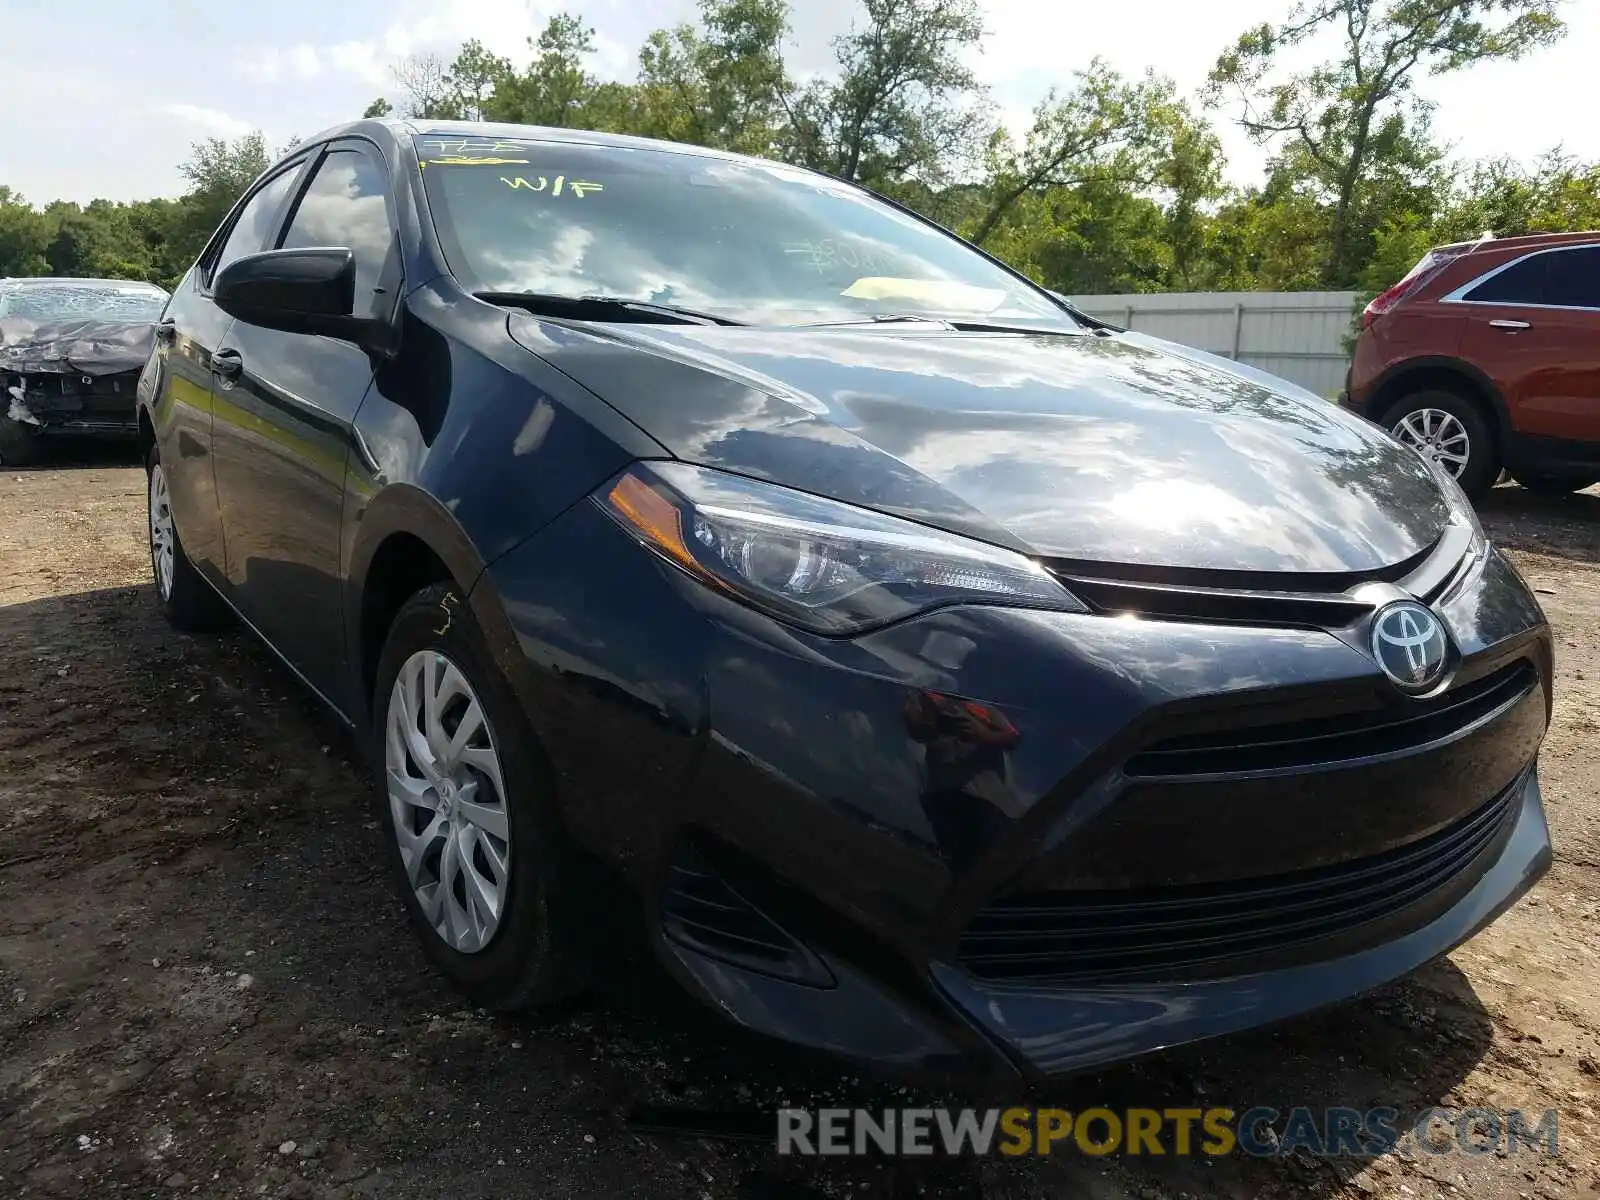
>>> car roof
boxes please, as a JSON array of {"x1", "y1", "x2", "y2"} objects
[{"x1": 1439, "y1": 230, "x2": 1600, "y2": 256}]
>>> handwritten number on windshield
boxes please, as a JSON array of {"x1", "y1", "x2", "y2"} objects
[{"x1": 782, "y1": 238, "x2": 893, "y2": 275}]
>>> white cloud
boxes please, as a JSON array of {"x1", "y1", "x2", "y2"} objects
[
  {"x1": 247, "y1": 0, "x2": 558, "y2": 92},
  {"x1": 248, "y1": 0, "x2": 642, "y2": 97},
  {"x1": 159, "y1": 103, "x2": 256, "y2": 139},
  {"x1": 246, "y1": 41, "x2": 338, "y2": 82},
  {"x1": 325, "y1": 40, "x2": 388, "y2": 86}
]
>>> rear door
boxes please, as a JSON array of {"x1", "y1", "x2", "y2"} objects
[
  {"x1": 150, "y1": 159, "x2": 308, "y2": 584},
  {"x1": 209, "y1": 138, "x2": 400, "y2": 715},
  {"x1": 1453, "y1": 244, "x2": 1600, "y2": 445}
]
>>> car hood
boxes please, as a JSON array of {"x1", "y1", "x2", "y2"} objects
[
  {"x1": 512, "y1": 317, "x2": 1451, "y2": 577},
  {"x1": 0, "y1": 317, "x2": 157, "y2": 377}
]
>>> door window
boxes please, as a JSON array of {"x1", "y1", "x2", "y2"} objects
[
  {"x1": 1464, "y1": 246, "x2": 1600, "y2": 309},
  {"x1": 279, "y1": 147, "x2": 396, "y2": 315},
  {"x1": 210, "y1": 166, "x2": 303, "y2": 285}
]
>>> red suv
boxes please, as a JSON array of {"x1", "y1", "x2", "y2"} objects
[{"x1": 1344, "y1": 230, "x2": 1600, "y2": 499}]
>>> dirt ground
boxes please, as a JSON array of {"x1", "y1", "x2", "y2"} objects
[{"x1": 2, "y1": 451, "x2": 1599, "y2": 1200}]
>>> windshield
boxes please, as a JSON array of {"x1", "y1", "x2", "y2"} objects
[
  {"x1": 414, "y1": 134, "x2": 1070, "y2": 327},
  {"x1": 0, "y1": 282, "x2": 168, "y2": 323}
]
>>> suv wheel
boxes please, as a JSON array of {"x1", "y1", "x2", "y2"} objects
[
  {"x1": 1511, "y1": 471, "x2": 1598, "y2": 496},
  {"x1": 1383, "y1": 390, "x2": 1497, "y2": 500},
  {"x1": 373, "y1": 583, "x2": 588, "y2": 1010},
  {"x1": 147, "y1": 445, "x2": 226, "y2": 630}
]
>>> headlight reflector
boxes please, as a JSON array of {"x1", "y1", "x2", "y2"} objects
[{"x1": 597, "y1": 462, "x2": 1084, "y2": 634}]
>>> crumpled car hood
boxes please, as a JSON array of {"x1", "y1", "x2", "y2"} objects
[{"x1": 0, "y1": 318, "x2": 158, "y2": 377}]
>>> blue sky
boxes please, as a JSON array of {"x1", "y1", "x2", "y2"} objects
[{"x1": 6, "y1": 0, "x2": 1597, "y2": 205}]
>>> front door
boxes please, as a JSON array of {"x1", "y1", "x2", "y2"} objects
[
  {"x1": 1456, "y1": 243, "x2": 1600, "y2": 447},
  {"x1": 154, "y1": 160, "x2": 308, "y2": 582},
  {"x1": 210, "y1": 140, "x2": 400, "y2": 714}
]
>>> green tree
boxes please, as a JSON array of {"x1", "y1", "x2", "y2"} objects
[
  {"x1": 1202, "y1": 182, "x2": 1333, "y2": 291},
  {"x1": 446, "y1": 39, "x2": 515, "y2": 121},
  {"x1": 171, "y1": 132, "x2": 271, "y2": 268},
  {"x1": 781, "y1": 0, "x2": 987, "y2": 191},
  {"x1": 634, "y1": 0, "x2": 791, "y2": 154},
  {"x1": 483, "y1": 14, "x2": 604, "y2": 127},
  {"x1": 1208, "y1": 0, "x2": 1566, "y2": 286},
  {"x1": 968, "y1": 61, "x2": 1182, "y2": 247},
  {"x1": 1159, "y1": 116, "x2": 1228, "y2": 290},
  {"x1": 0, "y1": 187, "x2": 50, "y2": 277},
  {"x1": 1433, "y1": 150, "x2": 1600, "y2": 242},
  {"x1": 393, "y1": 53, "x2": 462, "y2": 119}
]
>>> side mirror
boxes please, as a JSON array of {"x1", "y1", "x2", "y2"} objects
[{"x1": 214, "y1": 247, "x2": 376, "y2": 344}]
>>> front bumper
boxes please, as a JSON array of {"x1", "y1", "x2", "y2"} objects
[
  {"x1": 659, "y1": 768, "x2": 1548, "y2": 1080},
  {"x1": 4, "y1": 369, "x2": 141, "y2": 436},
  {"x1": 480, "y1": 499, "x2": 1554, "y2": 1081}
]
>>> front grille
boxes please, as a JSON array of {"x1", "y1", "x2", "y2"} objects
[
  {"x1": 1045, "y1": 525, "x2": 1478, "y2": 628},
  {"x1": 957, "y1": 772, "x2": 1524, "y2": 984},
  {"x1": 660, "y1": 841, "x2": 832, "y2": 986},
  {"x1": 1124, "y1": 660, "x2": 1537, "y2": 779}
]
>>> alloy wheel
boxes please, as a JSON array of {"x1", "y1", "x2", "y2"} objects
[
  {"x1": 385, "y1": 650, "x2": 512, "y2": 954},
  {"x1": 148, "y1": 464, "x2": 175, "y2": 601},
  {"x1": 1392, "y1": 408, "x2": 1471, "y2": 479}
]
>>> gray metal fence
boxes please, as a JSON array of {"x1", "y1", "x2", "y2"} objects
[{"x1": 1068, "y1": 291, "x2": 1361, "y2": 397}]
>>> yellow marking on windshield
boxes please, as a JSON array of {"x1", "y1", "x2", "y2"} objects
[
  {"x1": 425, "y1": 156, "x2": 531, "y2": 166},
  {"x1": 421, "y1": 137, "x2": 534, "y2": 154},
  {"x1": 499, "y1": 175, "x2": 604, "y2": 197}
]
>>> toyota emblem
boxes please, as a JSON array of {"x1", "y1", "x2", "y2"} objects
[{"x1": 1371, "y1": 601, "x2": 1451, "y2": 695}]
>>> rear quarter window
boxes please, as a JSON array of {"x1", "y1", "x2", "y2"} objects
[{"x1": 1464, "y1": 245, "x2": 1600, "y2": 308}]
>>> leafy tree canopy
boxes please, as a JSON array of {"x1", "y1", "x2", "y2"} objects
[{"x1": 0, "y1": 0, "x2": 1582, "y2": 305}]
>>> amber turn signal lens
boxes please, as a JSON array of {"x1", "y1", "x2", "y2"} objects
[{"x1": 605, "y1": 472, "x2": 699, "y2": 572}]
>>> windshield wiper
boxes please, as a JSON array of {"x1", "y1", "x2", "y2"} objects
[
  {"x1": 800, "y1": 313, "x2": 1084, "y2": 335},
  {"x1": 799, "y1": 314, "x2": 954, "y2": 328},
  {"x1": 475, "y1": 291, "x2": 745, "y2": 327}
]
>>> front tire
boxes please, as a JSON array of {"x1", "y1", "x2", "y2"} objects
[
  {"x1": 373, "y1": 583, "x2": 587, "y2": 1010},
  {"x1": 147, "y1": 444, "x2": 225, "y2": 630},
  {"x1": 1383, "y1": 390, "x2": 1498, "y2": 500}
]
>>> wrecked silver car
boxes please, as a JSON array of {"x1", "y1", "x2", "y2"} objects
[{"x1": 0, "y1": 278, "x2": 170, "y2": 464}]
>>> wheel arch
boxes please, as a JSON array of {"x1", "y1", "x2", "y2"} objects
[
  {"x1": 1365, "y1": 357, "x2": 1511, "y2": 446},
  {"x1": 345, "y1": 484, "x2": 524, "y2": 733}
]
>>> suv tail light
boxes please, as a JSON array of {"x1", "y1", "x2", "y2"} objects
[{"x1": 1362, "y1": 247, "x2": 1467, "y2": 329}]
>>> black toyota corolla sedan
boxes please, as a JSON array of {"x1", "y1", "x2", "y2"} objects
[{"x1": 138, "y1": 119, "x2": 1553, "y2": 1081}]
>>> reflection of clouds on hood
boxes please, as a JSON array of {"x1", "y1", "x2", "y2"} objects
[
  {"x1": 654, "y1": 327, "x2": 1099, "y2": 396},
  {"x1": 900, "y1": 421, "x2": 1136, "y2": 484},
  {"x1": 1108, "y1": 479, "x2": 1259, "y2": 534},
  {"x1": 546, "y1": 322, "x2": 1451, "y2": 575}
]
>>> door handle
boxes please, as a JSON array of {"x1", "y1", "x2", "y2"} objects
[
  {"x1": 1489, "y1": 319, "x2": 1531, "y2": 331},
  {"x1": 211, "y1": 348, "x2": 243, "y2": 380},
  {"x1": 155, "y1": 320, "x2": 176, "y2": 344}
]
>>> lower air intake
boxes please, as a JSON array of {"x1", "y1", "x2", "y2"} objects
[{"x1": 660, "y1": 839, "x2": 832, "y2": 986}]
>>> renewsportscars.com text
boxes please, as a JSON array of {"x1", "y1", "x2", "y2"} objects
[{"x1": 776, "y1": 1106, "x2": 1560, "y2": 1159}]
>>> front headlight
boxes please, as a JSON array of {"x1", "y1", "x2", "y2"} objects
[{"x1": 595, "y1": 461, "x2": 1085, "y2": 634}]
